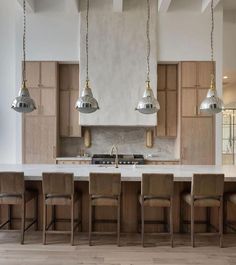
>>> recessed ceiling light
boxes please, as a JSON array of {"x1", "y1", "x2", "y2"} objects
[{"x1": 223, "y1": 76, "x2": 229, "y2": 79}]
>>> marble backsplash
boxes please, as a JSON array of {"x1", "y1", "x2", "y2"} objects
[{"x1": 59, "y1": 127, "x2": 179, "y2": 159}]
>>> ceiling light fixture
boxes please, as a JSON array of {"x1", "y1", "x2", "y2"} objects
[
  {"x1": 75, "y1": 0, "x2": 99, "y2": 114},
  {"x1": 223, "y1": 76, "x2": 228, "y2": 79},
  {"x1": 199, "y1": 0, "x2": 224, "y2": 115},
  {"x1": 11, "y1": 0, "x2": 36, "y2": 113},
  {"x1": 136, "y1": 0, "x2": 160, "y2": 115}
]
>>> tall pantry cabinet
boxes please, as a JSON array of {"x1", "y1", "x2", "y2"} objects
[
  {"x1": 22, "y1": 62, "x2": 58, "y2": 164},
  {"x1": 180, "y1": 61, "x2": 215, "y2": 165}
]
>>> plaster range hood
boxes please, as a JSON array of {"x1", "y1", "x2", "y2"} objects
[{"x1": 79, "y1": 0, "x2": 158, "y2": 126}]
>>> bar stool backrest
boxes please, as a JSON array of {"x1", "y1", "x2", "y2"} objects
[
  {"x1": 192, "y1": 174, "x2": 224, "y2": 197},
  {"x1": 89, "y1": 173, "x2": 121, "y2": 196},
  {"x1": 0, "y1": 172, "x2": 24, "y2": 195},
  {"x1": 141, "y1": 173, "x2": 174, "y2": 197},
  {"x1": 42, "y1": 173, "x2": 74, "y2": 196}
]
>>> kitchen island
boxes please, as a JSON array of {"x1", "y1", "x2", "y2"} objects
[{"x1": 1, "y1": 164, "x2": 236, "y2": 233}]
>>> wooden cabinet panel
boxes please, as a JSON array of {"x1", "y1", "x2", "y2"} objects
[
  {"x1": 24, "y1": 117, "x2": 56, "y2": 164},
  {"x1": 59, "y1": 64, "x2": 79, "y2": 91},
  {"x1": 181, "y1": 62, "x2": 197, "y2": 88},
  {"x1": 57, "y1": 160, "x2": 91, "y2": 165},
  {"x1": 156, "y1": 91, "x2": 166, "y2": 137},
  {"x1": 70, "y1": 90, "x2": 81, "y2": 137},
  {"x1": 181, "y1": 117, "x2": 214, "y2": 165},
  {"x1": 26, "y1": 88, "x2": 40, "y2": 116},
  {"x1": 59, "y1": 91, "x2": 70, "y2": 136},
  {"x1": 41, "y1": 88, "x2": 56, "y2": 116},
  {"x1": 41, "y1": 62, "x2": 57, "y2": 87},
  {"x1": 145, "y1": 160, "x2": 180, "y2": 165},
  {"x1": 198, "y1": 61, "x2": 213, "y2": 88},
  {"x1": 167, "y1": 91, "x2": 177, "y2": 137},
  {"x1": 182, "y1": 88, "x2": 196, "y2": 117},
  {"x1": 167, "y1": 65, "x2": 177, "y2": 90},
  {"x1": 157, "y1": 64, "x2": 166, "y2": 90},
  {"x1": 25, "y1": 62, "x2": 40, "y2": 88}
]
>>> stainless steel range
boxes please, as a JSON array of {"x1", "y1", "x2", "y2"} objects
[{"x1": 92, "y1": 154, "x2": 144, "y2": 165}]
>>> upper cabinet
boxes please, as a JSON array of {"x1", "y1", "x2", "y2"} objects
[
  {"x1": 156, "y1": 64, "x2": 178, "y2": 137},
  {"x1": 23, "y1": 61, "x2": 58, "y2": 164},
  {"x1": 181, "y1": 61, "x2": 213, "y2": 117},
  {"x1": 59, "y1": 64, "x2": 81, "y2": 137}
]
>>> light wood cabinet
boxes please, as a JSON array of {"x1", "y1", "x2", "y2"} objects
[
  {"x1": 181, "y1": 61, "x2": 213, "y2": 118},
  {"x1": 59, "y1": 64, "x2": 81, "y2": 137},
  {"x1": 145, "y1": 160, "x2": 180, "y2": 165},
  {"x1": 181, "y1": 117, "x2": 214, "y2": 165},
  {"x1": 56, "y1": 159, "x2": 91, "y2": 165},
  {"x1": 180, "y1": 61, "x2": 215, "y2": 165},
  {"x1": 156, "y1": 64, "x2": 178, "y2": 137},
  {"x1": 23, "y1": 61, "x2": 58, "y2": 164}
]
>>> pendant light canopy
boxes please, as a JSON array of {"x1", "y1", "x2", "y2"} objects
[
  {"x1": 136, "y1": 0, "x2": 160, "y2": 115},
  {"x1": 75, "y1": 0, "x2": 99, "y2": 114},
  {"x1": 199, "y1": 0, "x2": 224, "y2": 115},
  {"x1": 11, "y1": 0, "x2": 36, "y2": 113}
]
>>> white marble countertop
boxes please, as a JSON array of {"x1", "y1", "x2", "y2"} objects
[
  {"x1": 56, "y1": 157, "x2": 92, "y2": 161},
  {"x1": 0, "y1": 164, "x2": 236, "y2": 182}
]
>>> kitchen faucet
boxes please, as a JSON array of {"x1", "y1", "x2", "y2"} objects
[{"x1": 110, "y1": 145, "x2": 119, "y2": 168}]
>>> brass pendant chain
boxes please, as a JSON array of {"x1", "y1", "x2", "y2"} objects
[
  {"x1": 210, "y1": 0, "x2": 215, "y2": 89},
  {"x1": 146, "y1": 0, "x2": 150, "y2": 84},
  {"x1": 22, "y1": 0, "x2": 26, "y2": 85},
  {"x1": 86, "y1": 0, "x2": 89, "y2": 84}
]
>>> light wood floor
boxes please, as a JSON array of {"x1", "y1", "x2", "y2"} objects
[{"x1": 0, "y1": 232, "x2": 236, "y2": 265}]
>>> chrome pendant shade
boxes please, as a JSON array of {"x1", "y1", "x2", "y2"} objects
[
  {"x1": 199, "y1": 0, "x2": 224, "y2": 115},
  {"x1": 136, "y1": 0, "x2": 159, "y2": 115},
  {"x1": 11, "y1": 81, "x2": 36, "y2": 113},
  {"x1": 136, "y1": 81, "x2": 160, "y2": 114},
  {"x1": 200, "y1": 76, "x2": 224, "y2": 114},
  {"x1": 76, "y1": 0, "x2": 99, "y2": 114},
  {"x1": 75, "y1": 81, "x2": 99, "y2": 113},
  {"x1": 12, "y1": 0, "x2": 36, "y2": 114}
]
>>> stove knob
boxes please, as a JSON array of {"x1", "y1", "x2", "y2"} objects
[
  {"x1": 127, "y1": 161, "x2": 131, "y2": 164},
  {"x1": 123, "y1": 161, "x2": 126, "y2": 164},
  {"x1": 102, "y1": 161, "x2": 106, "y2": 164},
  {"x1": 119, "y1": 161, "x2": 122, "y2": 164}
]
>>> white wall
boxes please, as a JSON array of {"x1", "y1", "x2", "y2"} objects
[{"x1": 0, "y1": 1, "x2": 17, "y2": 163}]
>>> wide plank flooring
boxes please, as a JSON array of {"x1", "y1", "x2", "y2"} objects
[{"x1": 0, "y1": 232, "x2": 236, "y2": 265}]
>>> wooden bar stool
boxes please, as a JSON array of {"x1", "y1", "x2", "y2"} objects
[
  {"x1": 42, "y1": 173, "x2": 82, "y2": 245},
  {"x1": 223, "y1": 192, "x2": 236, "y2": 233},
  {"x1": 89, "y1": 173, "x2": 121, "y2": 246},
  {"x1": 180, "y1": 174, "x2": 224, "y2": 247},
  {"x1": 0, "y1": 172, "x2": 38, "y2": 244},
  {"x1": 139, "y1": 173, "x2": 174, "y2": 247}
]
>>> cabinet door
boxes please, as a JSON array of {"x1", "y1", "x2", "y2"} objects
[
  {"x1": 197, "y1": 88, "x2": 211, "y2": 117},
  {"x1": 167, "y1": 65, "x2": 177, "y2": 90},
  {"x1": 59, "y1": 91, "x2": 70, "y2": 137},
  {"x1": 198, "y1": 62, "x2": 213, "y2": 88},
  {"x1": 26, "y1": 88, "x2": 41, "y2": 116},
  {"x1": 41, "y1": 62, "x2": 57, "y2": 87},
  {"x1": 59, "y1": 64, "x2": 79, "y2": 91},
  {"x1": 157, "y1": 65, "x2": 166, "y2": 90},
  {"x1": 181, "y1": 117, "x2": 214, "y2": 165},
  {"x1": 167, "y1": 91, "x2": 177, "y2": 137},
  {"x1": 41, "y1": 88, "x2": 56, "y2": 116},
  {"x1": 182, "y1": 88, "x2": 197, "y2": 117},
  {"x1": 156, "y1": 91, "x2": 166, "y2": 137},
  {"x1": 70, "y1": 90, "x2": 81, "y2": 137},
  {"x1": 25, "y1": 62, "x2": 40, "y2": 88},
  {"x1": 181, "y1": 62, "x2": 197, "y2": 87}
]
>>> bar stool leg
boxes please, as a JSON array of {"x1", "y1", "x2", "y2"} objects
[
  {"x1": 179, "y1": 195, "x2": 184, "y2": 233},
  {"x1": 219, "y1": 197, "x2": 223, "y2": 248},
  {"x1": 117, "y1": 196, "x2": 121, "y2": 247},
  {"x1": 206, "y1": 207, "x2": 211, "y2": 232},
  {"x1": 191, "y1": 201, "x2": 195, "y2": 247},
  {"x1": 223, "y1": 198, "x2": 227, "y2": 234},
  {"x1": 35, "y1": 195, "x2": 38, "y2": 231},
  {"x1": 89, "y1": 197, "x2": 92, "y2": 246},
  {"x1": 43, "y1": 199, "x2": 47, "y2": 245},
  {"x1": 8, "y1": 205, "x2": 12, "y2": 230},
  {"x1": 170, "y1": 198, "x2": 174, "y2": 248},
  {"x1": 21, "y1": 197, "x2": 25, "y2": 245},
  {"x1": 71, "y1": 196, "x2": 74, "y2": 246},
  {"x1": 141, "y1": 200, "x2": 145, "y2": 247},
  {"x1": 80, "y1": 196, "x2": 83, "y2": 232}
]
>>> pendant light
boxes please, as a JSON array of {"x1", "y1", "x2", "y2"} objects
[
  {"x1": 75, "y1": 0, "x2": 99, "y2": 114},
  {"x1": 136, "y1": 0, "x2": 160, "y2": 115},
  {"x1": 11, "y1": 0, "x2": 36, "y2": 113},
  {"x1": 200, "y1": 0, "x2": 224, "y2": 114}
]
